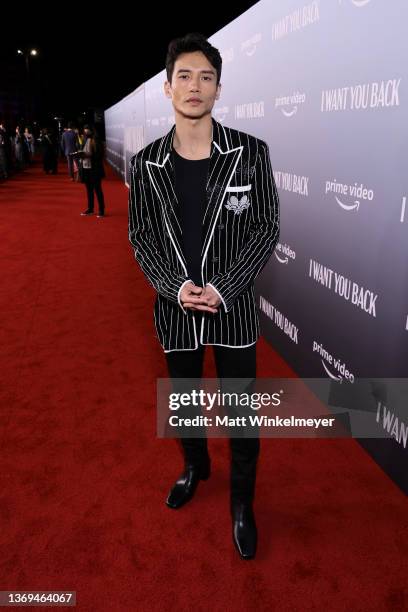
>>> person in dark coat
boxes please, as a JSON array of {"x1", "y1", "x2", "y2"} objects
[
  {"x1": 74, "y1": 125, "x2": 106, "y2": 217},
  {"x1": 14, "y1": 126, "x2": 26, "y2": 171},
  {"x1": 61, "y1": 122, "x2": 78, "y2": 179},
  {"x1": 40, "y1": 128, "x2": 58, "y2": 174}
]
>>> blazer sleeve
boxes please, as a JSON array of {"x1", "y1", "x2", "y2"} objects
[
  {"x1": 207, "y1": 141, "x2": 280, "y2": 313},
  {"x1": 128, "y1": 154, "x2": 192, "y2": 314}
]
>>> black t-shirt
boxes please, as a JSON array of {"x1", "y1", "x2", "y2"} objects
[{"x1": 172, "y1": 147, "x2": 210, "y2": 286}]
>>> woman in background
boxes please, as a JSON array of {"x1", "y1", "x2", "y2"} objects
[{"x1": 74, "y1": 125, "x2": 106, "y2": 218}]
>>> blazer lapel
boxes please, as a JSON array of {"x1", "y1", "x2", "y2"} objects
[
  {"x1": 145, "y1": 126, "x2": 187, "y2": 273},
  {"x1": 201, "y1": 121, "x2": 243, "y2": 263}
]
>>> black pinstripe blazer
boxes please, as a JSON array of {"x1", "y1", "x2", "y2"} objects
[{"x1": 128, "y1": 116, "x2": 280, "y2": 352}]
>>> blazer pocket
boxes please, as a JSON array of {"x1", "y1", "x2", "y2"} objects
[{"x1": 225, "y1": 184, "x2": 252, "y2": 193}]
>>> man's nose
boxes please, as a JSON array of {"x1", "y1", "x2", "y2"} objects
[{"x1": 189, "y1": 79, "x2": 200, "y2": 91}]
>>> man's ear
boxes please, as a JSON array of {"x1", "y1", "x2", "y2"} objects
[
  {"x1": 164, "y1": 81, "x2": 172, "y2": 99},
  {"x1": 215, "y1": 82, "x2": 221, "y2": 100}
]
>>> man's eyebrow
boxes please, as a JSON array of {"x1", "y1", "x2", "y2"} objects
[{"x1": 176, "y1": 68, "x2": 215, "y2": 74}]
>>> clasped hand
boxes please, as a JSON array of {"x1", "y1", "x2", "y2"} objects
[{"x1": 180, "y1": 281, "x2": 221, "y2": 313}]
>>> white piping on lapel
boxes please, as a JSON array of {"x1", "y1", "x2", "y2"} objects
[
  {"x1": 145, "y1": 155, "x2": 188, "y2": 276},
  {"x1": 200, "y1": 141, "x2": 243, "y2": 286},
  {"x1": 220, "y1": 121, "x2": 231, "y2": 148}
]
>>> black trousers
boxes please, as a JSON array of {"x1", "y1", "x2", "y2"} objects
[
  {"x1": 165, "y1": 312, "x2": 259, "y2": 504},
  {"x1": 82, "y1": 169, "x2": 105, "y2": 214},
  {"x1": 66, "y1": 154, "x2": 74, "y2": 178}
]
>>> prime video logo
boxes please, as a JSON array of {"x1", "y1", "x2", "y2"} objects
[
  {"x1": 274, "y1": 242, "x2": 296, "y2": 264},
  {"x1": 275, "y1": 92, "x2": 306, "y2": 117},
  {"x1": 325, "y1": 179, "x2": 374, "y2": 211}
]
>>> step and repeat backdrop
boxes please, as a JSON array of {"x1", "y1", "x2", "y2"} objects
[{"x1": 105, "y1": 0, "x2": 408, "y2": 493}]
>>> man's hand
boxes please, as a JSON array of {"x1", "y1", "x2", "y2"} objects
[{"x1": 180, "y1": 282, "x2": 221, "y2": 313}]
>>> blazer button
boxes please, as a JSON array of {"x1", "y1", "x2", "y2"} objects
[
  {"x1": 217, "y1": 223, "x2": 224, "y2": 230},
  {"x1": 212, "y1": 256, "x2": 219, "y2": 262}
]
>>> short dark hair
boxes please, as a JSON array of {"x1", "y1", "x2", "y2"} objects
[{"x1": 165, "y1": 32, "x2": 222, "y2": 86}]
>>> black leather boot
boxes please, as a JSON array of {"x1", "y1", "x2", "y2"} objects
[
  {"x1": 165, "y1": 460, "x2": 211, "y2": 509},
  {"x1": 231, "y1": 499, "x2": 257, "y2": 560}
]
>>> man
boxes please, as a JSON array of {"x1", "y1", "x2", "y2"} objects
[
  {"x1": 128, "y1": 32, "x2": 280, "y2": 560},
  {"x1": 61, "y1": 122, "x2": 78, "y2": 180}
]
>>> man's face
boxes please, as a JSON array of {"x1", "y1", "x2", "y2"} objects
[{"x1": 164, "y1": 51, "x2": 221, "y2": 120}]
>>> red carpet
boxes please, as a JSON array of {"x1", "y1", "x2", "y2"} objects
[{"x1": 0, "y1": 160, "x2": 407, "y2": 610}]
